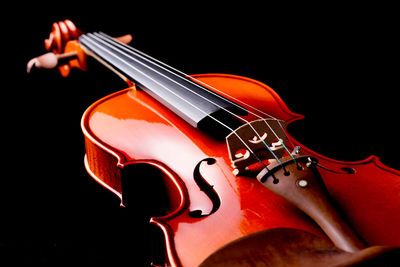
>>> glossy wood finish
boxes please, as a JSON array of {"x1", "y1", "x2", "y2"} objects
[
  {"x1": 82, "y1": 73, "x2": 400, "y2": 267},
  {"x1": 44, "y1": 20, "x2": 83, "y2": 77},
  {"x1": 200, "y1": 228, "x2": 399, "y2": 267}
]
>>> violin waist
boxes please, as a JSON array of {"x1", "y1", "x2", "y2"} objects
[{"x1": 81, "y1": 73, "x2": 400, "y2": 267}]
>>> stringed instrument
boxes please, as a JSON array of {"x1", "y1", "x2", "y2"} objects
[{"x1": 27, "y1": 20, "x2": 400, "y2": 266}]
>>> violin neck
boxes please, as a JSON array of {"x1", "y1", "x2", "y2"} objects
[{"x1": 79, "y1": 33, "x2": 246, "y2": 130}]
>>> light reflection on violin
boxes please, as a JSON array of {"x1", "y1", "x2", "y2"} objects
[{"x1": 26, "y1": 19, "x2": 400, "y2": 266}]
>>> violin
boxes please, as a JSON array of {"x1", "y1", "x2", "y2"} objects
[{"x1": 27, "y1": 20, "x2": 400, "y2": 266}]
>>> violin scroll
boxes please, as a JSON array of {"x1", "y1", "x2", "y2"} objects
[
  {"x1": 44, "y1": 20, "x2": 82, "y2": 54},
  {"x1": 27, "y1": 20, "x2": 86, "y2": 76},
  {"x1": 27, "y1": 19, "x2": 400, "y2": 266},
  {"x1": 27, "y1": 20, "x2": 132, "y2": 77}
]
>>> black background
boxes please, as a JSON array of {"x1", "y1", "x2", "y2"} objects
[{"x1": 2, "y1": 2, "x2": 399, "y2": 265}]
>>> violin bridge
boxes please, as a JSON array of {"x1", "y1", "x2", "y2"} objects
[{"x1": 226, "y1": 119, "x2": 287, "y2": 176}]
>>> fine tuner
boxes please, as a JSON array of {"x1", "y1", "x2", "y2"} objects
[{"x1": 27, "y1": 20, "x2": 400, "y2": 266}]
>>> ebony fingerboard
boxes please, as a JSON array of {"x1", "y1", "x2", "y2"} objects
[{"x1": 79, "y1": 32, "x2": 247, "y2": 129}]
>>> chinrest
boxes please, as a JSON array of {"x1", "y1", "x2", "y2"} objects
[{"x1": 200, "y1": 228, "x2": 400, "y2": 266}]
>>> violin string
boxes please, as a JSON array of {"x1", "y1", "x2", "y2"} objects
[
  {"x1": 98, "y1": 33, "x2": 276, "y2": 119},
  {"x1": 88, "y1": 33, "x2": 286, "y2": 167},
  {"x1": 97, "y1": 32, "x2": 297, "y2": 162},
  {"x1": 98, "y1": 32, "x2": 297, "y2": 148},
  {"x1": 94, "y1": 33, "x2": 296, "y2": 166},
  {"x1": 80, "y1": 34, "x2": 274, "y2": 174}
]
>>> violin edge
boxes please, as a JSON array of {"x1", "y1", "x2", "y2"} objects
[{"x1": 79, "y1": 73, "x2": 400, "y2": 266}]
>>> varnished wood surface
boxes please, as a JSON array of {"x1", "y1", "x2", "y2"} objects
[
  {"x1": 200, "y1": 228, "x2": 400, "y2": 267},
  {"x1": 82, "y1": 74, "x2": 400, "y2": 266},
  {"x1": 5, "y1": 5, "x2": 400, "y2": 265}
]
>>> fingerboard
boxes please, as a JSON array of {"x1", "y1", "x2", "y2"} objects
[{"x1": 79, "y1": 32, "x2": 247, "y2": 128}]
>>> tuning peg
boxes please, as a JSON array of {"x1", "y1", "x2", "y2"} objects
[
  {"x1": 114, "y1": 34, "x2": 133, "y2": 44},
  {"x1": 26, "y1": 51, "x2": 78, "y2": 73}
]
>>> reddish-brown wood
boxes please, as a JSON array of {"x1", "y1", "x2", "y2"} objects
[
  {"x1": 36, "y1": 20, "x2": 133, "y2": 77},
  {"x1": 81, "y1": 73, "x2": 400, "y2": 267},
  {"x1": 200, "y1": 228, "x2": 399, "y2": 267},
  {"x1": 43, "y1": 20, "x2": 83, "y2": 77},
  {"x1": 45, "y1": 19, "x2": 81, "y2": 53}
]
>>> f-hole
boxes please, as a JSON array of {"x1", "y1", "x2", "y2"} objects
[{"x1": 189, "y1": 158, "x2": 221, "y2": 218}]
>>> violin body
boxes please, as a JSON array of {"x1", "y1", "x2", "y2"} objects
[
  {"x1": 26, "y1": 20, "x2": 400, "y2": 266},
  {"x1": 82, "y1": 73, "x2": 400, "y2": 266}
]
